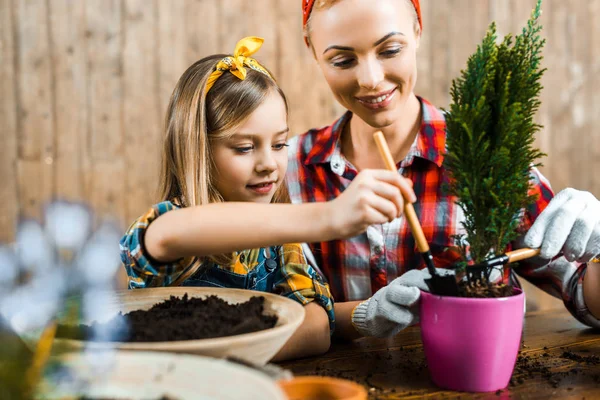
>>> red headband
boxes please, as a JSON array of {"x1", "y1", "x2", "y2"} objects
[{"x1": 302, "y1": 0, "x2": 423, "y2": 40}]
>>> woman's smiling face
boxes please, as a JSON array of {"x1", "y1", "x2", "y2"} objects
[{"x1": 308, "y1": 0, "x2": 420, "y2": 128}]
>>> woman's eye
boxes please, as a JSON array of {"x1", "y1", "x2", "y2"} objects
[
  {"x1": 381, "y1": 48, "x2": 401, "y2": 57},
  {"x1": 234, "y1": 146, "x2": 253, "y2": 154},
  {"x1": 332, "y1": 58, "x2": 355, "y2": 68},
  {"x1": 273, "y1": 143, "x2": 289, "y2": 151}
]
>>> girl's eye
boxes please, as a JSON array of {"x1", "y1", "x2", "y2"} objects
[
  {"x1": 273, "y1": 143, "x2": 289, "y2": 151},
  {"x1": 381, "y1": 48, "x2": 402, "y2": 57},
  {"x1": 234, "y1": 146, "x2": 253, "y2": 154},
  {"x1": 332, "y1": 58, "x2": 355, "y2": 68}
]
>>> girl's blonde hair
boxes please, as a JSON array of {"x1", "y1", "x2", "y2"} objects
[{"x1": 158, "y1": 54, "x2": 289, "y2": 269}]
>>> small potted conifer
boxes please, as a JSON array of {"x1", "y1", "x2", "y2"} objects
[{"x1": 420, "y1": 0, "x2": 546, "y2": 392}]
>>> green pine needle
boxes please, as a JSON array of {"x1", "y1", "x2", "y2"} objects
[{"x1": 444, "y1": 0, "x2": 546, "y2": 266}]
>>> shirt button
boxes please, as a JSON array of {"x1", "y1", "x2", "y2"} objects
[
  {"x1": 265, "y1": 259, "x2": 277, "y2": 272},
  {"x1": 374, "y1": 246, "x2": 383, "y2": 255}
]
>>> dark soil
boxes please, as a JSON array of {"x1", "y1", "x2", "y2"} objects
[
  {"x1": 458, "y1": 278, "x2": 514, "y2": 298},
  {"x1": 306, "y1": 345, "x2": 430, "y2": 399},
  {"x1": 295, "y1": 342, "x2": 600, "y2": 399},
  {"x1": 510, "y1": 345, "x2": 600, "y2": 389},
  {"x1": 56, "y1": 294, "x2": 278, "y2": 342}
]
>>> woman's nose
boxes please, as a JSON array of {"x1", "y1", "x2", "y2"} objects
[{"x1": 357, "y1": 57, "x2": 384, "y2": 90}]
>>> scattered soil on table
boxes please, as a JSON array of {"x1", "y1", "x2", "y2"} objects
[
  {"x1": 308, "y1": 345, "x2": 430, "y2": 399},
  {"x1": 56, "y1": 294, "x2": 278, "y2": 342},
  {"x1": 300, "y1": 342, "x2": 600, "y2": 399},
  {"x1": 510, "y1": 345, "x2": 600, "y2": 389}
]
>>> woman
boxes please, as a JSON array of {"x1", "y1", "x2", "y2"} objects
[{"x1": 287, "y1": 0, "x2": 600, "y2": 339}]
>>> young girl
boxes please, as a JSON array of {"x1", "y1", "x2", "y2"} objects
[{"x1": 119, "y1": 36, "x2": 415, "y2": 361}]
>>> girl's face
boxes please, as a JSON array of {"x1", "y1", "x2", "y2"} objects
[
  {"x1": 211, "y1": 90, "x2": 289, "y2": 204},
  {"x1": 309, "y1": 0, "x2": 420, "y2": 129}
]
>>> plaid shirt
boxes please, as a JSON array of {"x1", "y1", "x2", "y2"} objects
[
  {"x1": 287, "y1": 96, "x2": 600, "y2": 329},
  {"x1": 120, "y1": 201, "x2": 335, "y2": 331}
]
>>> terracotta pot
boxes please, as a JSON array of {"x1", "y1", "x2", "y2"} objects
[
  {"x1": 420, "y1": 288, "x2": 525, "y2": 392},
  {"x1": 278, "y1": 376, "x2": 367, "y2": 400}
]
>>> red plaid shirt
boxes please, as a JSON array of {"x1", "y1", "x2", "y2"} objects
[{"x1": 287, "y1": 97, "x2": 599, "y2": 328}]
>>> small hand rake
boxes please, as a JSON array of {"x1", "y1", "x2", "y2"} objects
[{"x1": 466, "y1": 247, "x2": 542, "y2": 281}]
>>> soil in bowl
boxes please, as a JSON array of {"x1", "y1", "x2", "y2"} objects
[{"x1": 56, "y1": 294, "x2": 278, "y2": 342}]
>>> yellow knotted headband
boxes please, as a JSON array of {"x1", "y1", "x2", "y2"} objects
[{"x1": 205, "y1": 36, "x2": 273, "y2": 94}]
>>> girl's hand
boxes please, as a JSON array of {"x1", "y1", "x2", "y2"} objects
[{"x1": 327, "y1": 169, "x2": 416, "y2": 239}]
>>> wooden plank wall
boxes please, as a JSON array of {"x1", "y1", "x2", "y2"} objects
[{"x1": 1, "y1": 0, "x2": 598, "y2": 307}]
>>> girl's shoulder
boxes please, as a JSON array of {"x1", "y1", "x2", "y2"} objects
[
  {"x1": 151, "y1": 200, "x2": 181, "y2": 214},
  {"x1": 122, "y1": 201, "x2": 180, "y2": 240},
  {"x1": 135, "y1": 201, "x2": 180, "y2": 225}
]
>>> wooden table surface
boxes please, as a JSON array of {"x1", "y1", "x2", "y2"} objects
[{"x1": 279, "y1": 310, "x2": 600, "y2": 399}]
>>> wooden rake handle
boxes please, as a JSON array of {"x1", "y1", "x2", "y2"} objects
[
  {"x1": 506, "y1": 248, "x2": 541, "y2": 263},
  {"x1": 373, "y1": 131, "x2": 430, "y2": 253}
]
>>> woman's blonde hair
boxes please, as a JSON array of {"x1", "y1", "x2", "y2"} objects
[
  {"x1": 158, "y1": 54, "x2": 289, "y2": 269},
  {"x1": 304, "y1": 0, "x2": 421, "y2": 46}
]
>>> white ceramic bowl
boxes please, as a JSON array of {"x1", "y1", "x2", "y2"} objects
[
  {"x1": 39, "y1": 350, "x2": 287, "y2": 400},
  {"x1": 55, "y1": 287, "x2": 305, "y2": 365}
]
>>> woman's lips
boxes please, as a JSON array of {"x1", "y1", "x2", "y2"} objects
[
  {"x1": 247, "y1": 182, "x2": 274, "y2": 194},
  {"x1": 356, "y1": 88, "x2": 397, "y2": 110}
]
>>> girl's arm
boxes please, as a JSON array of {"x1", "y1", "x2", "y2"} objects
[
  {"x1": 145, "y1": 169, "x2": 414, "y2": 262},
  {"x1": 145, "y1": 202, "x2": 332, "y2": 262},
  {"x1": 271, "y1": 302, "x2": 331, "y2": 361},
  {"x1": 332, "y1": 301, "x2": 363, "y2": 341}
]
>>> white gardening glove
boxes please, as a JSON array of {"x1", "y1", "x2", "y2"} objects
[
  {"x1": 525, "y1": 188, "x2": 600, "y2": 262},
  {"x1": 351, "y1": 268, "x2": 455, "y2": 338}
]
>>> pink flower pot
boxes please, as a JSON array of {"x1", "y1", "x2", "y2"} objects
[{"x1": 420, "y1": 288, "x2": 524, "y2": 392}]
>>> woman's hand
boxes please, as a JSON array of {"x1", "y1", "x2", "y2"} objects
[
  {"x1": 525, "y1": 188, "x2": 600, "y2": 262},
  {"x1": 327, "y1": 169, "x2": 416, "y2": 239},
  {"x1": 351, "y1": 268, "x2": 455, "y2": 338}
]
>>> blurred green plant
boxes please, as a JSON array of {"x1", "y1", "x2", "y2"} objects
[{"x1": 0, "y1": 201, "x2": 121, "y2": 399}]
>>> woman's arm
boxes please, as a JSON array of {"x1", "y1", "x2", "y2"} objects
[
  {"x1": 583, "y1": 264, "x2": 600, "y2": 319},
  {"x1": 271, "y1": 302, "x2": 331, "y2": 361}
]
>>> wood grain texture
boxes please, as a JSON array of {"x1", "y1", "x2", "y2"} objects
[
  {"x1": 14, "y1": 0, "x2": 54, "y2": 220},
  {"x1": 49, "y1": 0, "x2": 87, "y2": 203},
  {"x1": 123, "y1": 0, "x2": 160, "y2": 224},
  {"x1": 0, "y1": 0, "x2": 19, "y2": 241}
]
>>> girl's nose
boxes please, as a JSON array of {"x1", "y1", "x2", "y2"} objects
[
  {"x1": 357, "y1": 57, "x2": 384, "y2": 90},
  {"x1": 255, "y1": 149, "x2": 278, "y2": 174}
]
